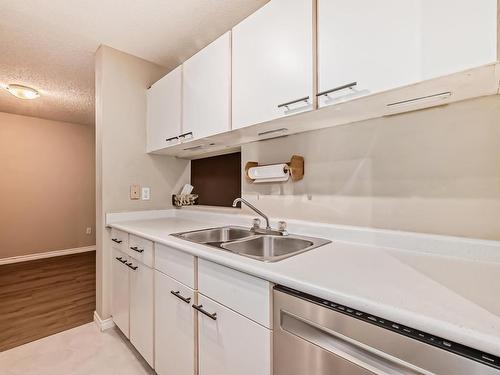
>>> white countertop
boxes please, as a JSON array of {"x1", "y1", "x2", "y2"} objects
[{"x1": 107, "y1": 208, "x2": 500, "y2": 357}]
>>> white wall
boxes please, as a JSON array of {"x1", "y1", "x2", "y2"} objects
[
  {"x1": 95, "y1": 46, "x2": 190, "y2": 318},
  {"x1": 241, "y1": 96, "x2": 500, "y2": 241}
]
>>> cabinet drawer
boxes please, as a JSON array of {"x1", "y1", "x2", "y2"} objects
[
  {"x1": 197, "y1": 294, "x2": 271, "y2": 375},
  {"x1": 111, "y1": 228, "x2": 128, "y2": 253},
  {"x1": 198, "y1": 259, "x2": 272, "y2": 328},
  {"x1": 155, "y1": 243, "x2": 196, "y2": 289},
  {"x1": 128, "y1": 234, "x2": 154, "y2": 267}
]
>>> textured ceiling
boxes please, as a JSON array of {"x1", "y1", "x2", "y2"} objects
[{"x1": 0, "y1": 0, "x2": 268, "y2": 125}]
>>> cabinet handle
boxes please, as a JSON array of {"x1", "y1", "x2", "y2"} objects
[
  {"x1": 130, "y1": 246, "x2": 144, "y2": 253},
  {"x1": 317, "y1": 82, "x2": 357, "y2": 97},
  {"x1": 115, "y1": 256, "x2": 127, "y2": 264},
  {"x1": 192, "y1": 304, "x2": 217, "y2": 320},
  {"x1": 170, "y1": 290, "x2": 191, "y2": 304},
  {"x1": 178, "y1": 131, "x2": 193, "y2": 139},
  {"x1": 166, "y1": 136, "x2": 179, "y2": 142},
  {"x1": 111, "y1": 238, "x2": 122, "y2": 244},
  {"x1": 126, "y1": 262, "x2": 138, "y2": 270},
  {"x1": 277, "y1": 96, "x2": 310, "y2": 110}
]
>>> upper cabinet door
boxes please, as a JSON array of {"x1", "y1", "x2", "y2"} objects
[
  {"x1": 318, "y1": 0, "x2": 498, "y2": 108},
  {"x1": 232, "y1": 0, "x2": 313, "y2": 130},
  {"x1": 419, "y1": 0, "x2": 497, "y2": 79},
  {"x1": 317, "y1": 0, "x2": 422, "y2": 107},
  {"x1": 183, "y1": 32, "x2": 231, "y2": 140},
  {"x1": 146, "y1": 66, "x2": 182, "y2": 152}
]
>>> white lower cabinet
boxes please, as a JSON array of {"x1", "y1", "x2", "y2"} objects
[
  {"x1": 155, "y1": 271, "x2": 196, "y2": 375},
  {"x1": 111, "y1": 248, "x2": 130, "y2": 338},
  {"x1": 197, "y1": 294, "x2": 272, "y2": 375},
  {"x1": 129, "y1": 260, "x2": 154, "y2": 367},
  {"x1": 111, "y1": 241, "x2": 154, "y2": 367},
  {"x1": 113, "y1": 236, "x2": 273, "y2": 374}
]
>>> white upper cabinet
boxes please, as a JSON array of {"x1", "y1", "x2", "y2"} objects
[
  {"x1": 182, "y1": 32, "x2": 231, "y2": 140},
  {"x1": 317, "y1": 0, "x2": 498, "y2": 108},
  {"x1": 232, "y1": 0, "x2": 313, "y2": 129},
  {"x1": 146, "y1": 66, "x2": 182, "y2": 152},
  {"x1": 317, "y1": 0, "x2": 422, "y2": 107},
  {"x1": 419, "y1": 0, "x2": 497, "y2": 79}
]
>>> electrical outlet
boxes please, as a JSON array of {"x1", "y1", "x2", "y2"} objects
[
  {"x1": 130, "y1": 185, "x2": 140, "y2": 200},
  {"x1": 141, "y1": 187, "x2": 151, "y2": 200},
  {"x1": 86, "y1": 227, "x2": 92, "y2": 235}
]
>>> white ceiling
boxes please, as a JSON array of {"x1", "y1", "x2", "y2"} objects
[{"x1": 0, "y1": 0, "x2": 268, "y2": 125}]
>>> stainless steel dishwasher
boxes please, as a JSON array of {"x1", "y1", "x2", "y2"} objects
[{"x1": 273, "y1": 286, "x2": 500, "y2": 375}]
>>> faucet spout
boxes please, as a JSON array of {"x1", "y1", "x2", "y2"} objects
[{"x1": 232, "y1": 198, "x2": 271, "y2": 230}]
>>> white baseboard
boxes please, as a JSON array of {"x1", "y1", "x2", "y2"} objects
[
  {"x1": 93, "y1": 311, "x2": 115, "y2": 331},
  {"x1": 0, "y1": 245, "x2": 96, "y2": 265}
]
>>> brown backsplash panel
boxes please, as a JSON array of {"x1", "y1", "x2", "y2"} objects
[{"x1": 191, "y1": 152, "x2": 241, "y2": 207}]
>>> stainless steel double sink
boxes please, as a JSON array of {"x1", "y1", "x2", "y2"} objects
[{"x1": 171, "y1": 226, "x2": 331, "y2": 262}]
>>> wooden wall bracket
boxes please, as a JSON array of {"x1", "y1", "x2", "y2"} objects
[{"x1": 245, "y1": 155, "x2": 304, "y2": 183}]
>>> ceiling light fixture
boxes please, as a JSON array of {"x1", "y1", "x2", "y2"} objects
[{"x1": 5, "y1": 84, "x2": 40, "y2": 100}]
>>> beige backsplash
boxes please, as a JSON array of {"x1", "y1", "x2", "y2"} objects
[{"x1": 241, "y1": 95, "x2": 500, "y2": 241}]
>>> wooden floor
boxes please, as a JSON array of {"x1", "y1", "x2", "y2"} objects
[{"x1": 0, "y1": 251, "x2": 96, "y2": 351}]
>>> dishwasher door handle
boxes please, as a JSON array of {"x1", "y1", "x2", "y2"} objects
[{"x1": 280, "y1": 311, "x2": 429, "y2": 375}]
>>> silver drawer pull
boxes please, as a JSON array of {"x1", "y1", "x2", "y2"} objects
[
  {"x1": 130, "y1": 246, "x2": 144, "y2": 253},
  {"x1": 192, "y1": 304, "x2": 217, "y2": 320},
  {"x1": 178, "y1": 131, "x2": 193, "y2": 139},
  {"x1": 277, "y1": 96, "x2": 310, "y2": 110},
  {"x1": 170, "y1": 290, "x2": 191, "y2": 304},
  {"x1": 317, "y1": 82, "x2": 357, "y2": 97},
  {"x1": 111, "y1": 238, "x2": 122, "y2": 244}
]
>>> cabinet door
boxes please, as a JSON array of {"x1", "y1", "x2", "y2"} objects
[
  {"x1": 232, "y1": 0, "x2": 313, "y2": 129},
  {"x1": 317, "y1": 0, "x2": 498, "y2": 108},
  {"x1": 198, "y1": 294, "x2": 271, "y2": 375},
  {"x1": 317, "y1": 0, "x2": 421, "y2": 107},
  {"x1": 111, "y1": 248, "x2": 130, "y2": 338},
  {"x1": 183, "y1": 32, "x2": 231, "y2": 140},
  {"x1": 146, "y1": 66, "x2": 182, "y2": 152},
  {"x1": 419, "y1": 0, "x2": 497, "y2": 80},
  {"x1": 129, "y1": 260, "x2": 154, "y2": 366},
  {"x1": 155, "y1": 271, "x2": 196, "y2": 375}
]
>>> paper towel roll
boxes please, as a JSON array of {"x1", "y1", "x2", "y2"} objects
[{"x1": 248, "y1": 164, "x2": 289, "y2": 183}]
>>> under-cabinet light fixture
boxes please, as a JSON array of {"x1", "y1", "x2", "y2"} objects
[{"x1": 386, "y1": 92, "x2": 452, "y2": 108}]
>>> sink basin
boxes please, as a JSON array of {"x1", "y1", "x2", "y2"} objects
[
  {"x1": 173, "y1": 226, "x2": 254, "y2": 244},
  {"x1": 172, "y1": 226, "x2": 331, "y2": 262},
  {"x1": 221, "y1": 235, "x2": 315, "y2": 262}
]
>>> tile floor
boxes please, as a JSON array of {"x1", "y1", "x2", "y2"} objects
[{"x1": 0, "y1": 323, "x2": 155, "y2": 375}]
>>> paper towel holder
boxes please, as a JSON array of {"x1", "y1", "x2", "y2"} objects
[{"x1": 245, "y1": 155, "x2": 304, "y2": 183}]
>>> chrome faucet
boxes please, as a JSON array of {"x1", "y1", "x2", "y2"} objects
[{"x1": 232, "y1": 198, "x2": 271, "y2": 230}]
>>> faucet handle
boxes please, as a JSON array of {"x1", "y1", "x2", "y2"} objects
[
  {"x1": 252, "y1": 218, "x2": 261, "y2": 230},
  {"x1": 278, "y1": 221, "x2": 288, "y2": 234}
]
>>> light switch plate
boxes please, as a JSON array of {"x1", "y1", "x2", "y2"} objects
[
  {"x1": 130, "y1": 185, "x2": 140, "y2": 200},
  {"x1": 141, "y1": 187, "x2": 151, "y2": 200}
]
